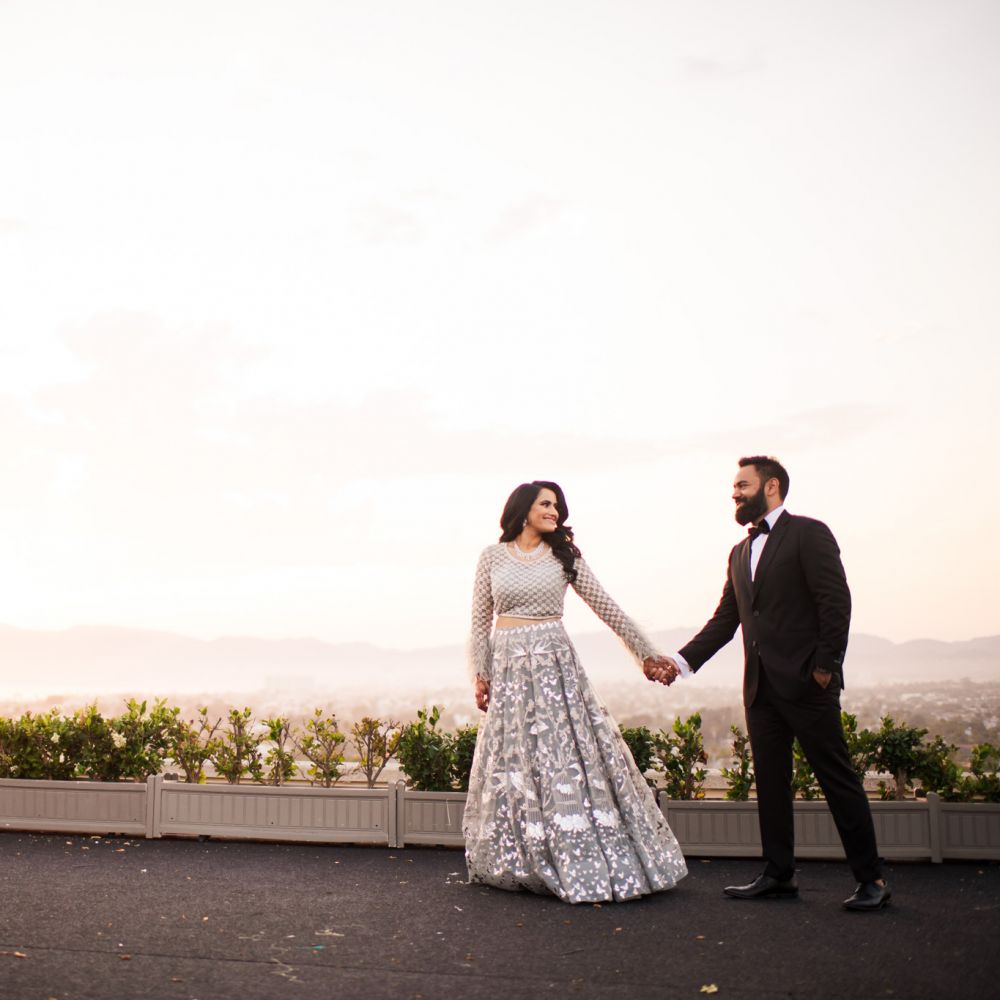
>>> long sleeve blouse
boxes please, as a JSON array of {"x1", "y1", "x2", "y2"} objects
[{"x1": 468, "y1": 543, "x2": 658, "y2": 681}]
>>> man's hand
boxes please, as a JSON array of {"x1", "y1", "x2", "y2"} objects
[
  {"x1": 813, "y1": 669, "x2": 832, "y2": 689},
  {"x1": 643, "y1": 655, "x2": 679, "y2": 686},
  {"x1": 475, "y1": 675, "x2": 491, "y2": 712}
]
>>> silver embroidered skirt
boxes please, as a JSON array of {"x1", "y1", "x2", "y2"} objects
[{"x1": 463, "y1": 620, "x2": 688, "y2": 903}]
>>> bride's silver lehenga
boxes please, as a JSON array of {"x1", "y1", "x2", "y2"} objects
[{"x1": 463, "y1": 543, "x2": 687, "y2": 903}]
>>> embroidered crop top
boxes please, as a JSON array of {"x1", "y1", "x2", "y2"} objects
[{"x1": 468, "y1": 543, "x2": 659, "y2": 680}]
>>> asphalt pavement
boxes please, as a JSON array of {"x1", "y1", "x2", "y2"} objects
[{"x1": 1, "y1": 832, "x2": 998, "y2": 1000}]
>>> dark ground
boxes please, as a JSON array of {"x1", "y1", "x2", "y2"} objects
[{"x1": 1, "y1": 832, "x2": 998, "y2": 1000}]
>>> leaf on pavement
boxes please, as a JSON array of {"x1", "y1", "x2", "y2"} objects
[{"x1": 700, "y1": 986, "x2": 718, "y2": 995}]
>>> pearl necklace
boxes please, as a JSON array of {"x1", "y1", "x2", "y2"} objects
[{"x1": 508, "y1": 540, "x2": 547, "y2": 563}]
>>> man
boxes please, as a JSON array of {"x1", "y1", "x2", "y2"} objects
[{"x1": 648, "y1": 456, "x2": 889, "y2": 911}]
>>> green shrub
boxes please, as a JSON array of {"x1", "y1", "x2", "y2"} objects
[
  {"x1": 263, "y1": 717, "x2": 299, "y2": 786},
  {"x1": 841, "y1": 711, "x2": 877, "y2": 783},
  {"x1": 792, "y1": 739, "x2": 822, "y2": 799},
  {"x1": 0, "y1": 716, "x2": 14, "y2": 777},
  {"x1": 397, "y1": 706, "x2": 455, "y2": 791},
  {"x1": 914, "y1": 735, "x2": 967, "y2": 801},
  {"x1": 91, "y1": 699, "x2": 173, "y2": 781},
  {"x1": 651, "y1": 713, "x2": 708, "y2": 800},
  {"x1": 721, "y1": 725, "x2": 754, "y2": 801},
  {"x1": 350, "y1": 717, "x2": 400, "y2": 789},
  {"x1": 619, "y1": 725, "x2": 655, "y2": 776},
  {"x1": 451, "y1": 725, "x2": 479, "y2": 792},
  {"x1": 211, "y1": 708, "x2": 264, "y2": 785},
  {"x1": 72, "y1": 704, "x2": 116, "y2": 780},
  {"x1": 295, "y1": 710, "x2": 348, "y2": 787},
  {"x1": 0, "y1": 709, "x2": 82, "y2": 780},
  {"x1": 166, "y1": 707, "x2": 221, "y2": 784},
  {"x1": 969, "y1": 743, "x2": 1000, "y2": 803},
  {"x1": 870, "y1": 715, "x2": 928, "y2": 800}
]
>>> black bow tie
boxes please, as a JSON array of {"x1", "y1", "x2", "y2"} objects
[{"x1": 748, "y1": 520, "x2": 770, "y2": 540}]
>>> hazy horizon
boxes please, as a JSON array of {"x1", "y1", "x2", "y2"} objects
[
  {"x1": 2, "y1": 616, "x2": 998, "y2": 649},
  {"x1": 1, "y1": 620, "x2": 997, "y2": 706}
]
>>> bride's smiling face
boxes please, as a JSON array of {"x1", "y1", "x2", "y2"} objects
[{"x1": 526, "y1": 488, "x2": 560, "y2": 535}]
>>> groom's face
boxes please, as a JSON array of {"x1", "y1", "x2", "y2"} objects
[{"x1": 732, "y1": 467, "x2": 769, "y2": 526}]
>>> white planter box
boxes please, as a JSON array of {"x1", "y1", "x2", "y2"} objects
[
  {"x1": 657, "y1": 794, "x2": 980, "y2": 863},
  {"x1": 656, "y1": 799, "x2": 761, "y2": 859},
  {"x1": 3, "y1": 778, "x2": 997, "y2": 861},
  {"x1": 0, "y1": 777, "x2": 152, "y2": 837},
  {"x1": 937, "y1": 800, "x2": 1000, "y2": 860},
  {"x1": 869, "y1": 799, "x2": 937, "y2": 861},
  {"x1": 152, "y1": 776, "x2": 394, "y2": 845},
  {"x1": 394, "y1": 783, "x2": 466, "y2": 848}
]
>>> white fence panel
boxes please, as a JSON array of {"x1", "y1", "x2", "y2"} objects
[
  {"x1": 396, "y1": 784, "x2": 466, "y2": 847},
  {"x1": 154, "y1": 778, "x2": 393, "y2": 845},
  {"x1": 0, "y1": 778, "x2": 150, "y2": 837}
]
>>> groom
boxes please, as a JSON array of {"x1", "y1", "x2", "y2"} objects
[{"x1": 649, "y1": 456, "x2": 889, "y2": 911}]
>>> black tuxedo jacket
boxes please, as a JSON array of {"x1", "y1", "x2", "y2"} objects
[{"x1": 679, "y1": 511, "x2": 851, "y2": 705}]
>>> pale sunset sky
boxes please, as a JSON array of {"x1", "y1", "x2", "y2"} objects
[{"x1": 1, "y1": 1, "x2": 997, "y2": 655}]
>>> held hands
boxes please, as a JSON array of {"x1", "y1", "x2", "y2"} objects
[
  {"x1": 475, "y1": 675, "x2": 491, "y2": 712},
  {"x1": 643, "y1": 655, "x2": 680, "y2": 687}
]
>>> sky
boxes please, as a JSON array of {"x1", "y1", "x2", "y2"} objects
[{"x1": 1, "y1": 0, "x2": 998, "y2": 658}]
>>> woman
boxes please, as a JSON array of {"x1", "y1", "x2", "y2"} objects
[{"x1": 463, "y1": 480, "x2": 687, "y2": 903}]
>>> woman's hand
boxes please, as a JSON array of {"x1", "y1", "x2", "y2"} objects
[
  {"x1": 475, "y1": 675, "x2": 491, "y2": 713},
  {"x1": 643, "y1": 655, "x2": 679, "y2": 686}
]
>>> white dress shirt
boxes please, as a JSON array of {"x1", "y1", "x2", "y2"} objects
[{"x1": 672, "y1": 506, "x2": 786, "y2": 679}]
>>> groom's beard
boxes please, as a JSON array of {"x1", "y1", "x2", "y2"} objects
[{"x1": 735, "y1": 488, "x2": 768, "y2": 526}]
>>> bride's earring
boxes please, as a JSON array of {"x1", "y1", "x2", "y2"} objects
[{"x1": 522, "y1": 518, "x2": 527, "y2": 528}]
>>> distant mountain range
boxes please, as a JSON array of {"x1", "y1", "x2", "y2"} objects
[{"x1": 0, "y1": 623, "x2": 997, "y2": 702}]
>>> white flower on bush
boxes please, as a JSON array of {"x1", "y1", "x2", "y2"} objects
[
  {"x1": 111, "y1": 731, "x2": 126, "y2": 749},
  {"x1": 50, "y1": 733, "x2": 60, "y2": 745},
  {"x1": 59, "y1": 753, "x2": 65, "y2": 763}
]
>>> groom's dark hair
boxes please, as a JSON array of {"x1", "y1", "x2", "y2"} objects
[{"x1": 739, "y1": 455, "x2": 790, "y2": 500}]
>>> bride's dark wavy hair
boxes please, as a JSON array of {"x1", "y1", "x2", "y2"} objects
[{"x1": 498, "y1": 480, "x2": 581, "y2": 583}]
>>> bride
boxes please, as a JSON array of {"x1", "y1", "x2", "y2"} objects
[{"x1": 463, "y1": 480, "x2": 687, "y2": 903}]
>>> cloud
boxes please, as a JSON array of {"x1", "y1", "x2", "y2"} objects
[
  {"x1": 683, "y1": 50, "x2": 765, "y2": 79},
  {"x1": 732, "y1": 403, "x2": 890, "y2": 448},
  {"x1": 352, "y1": 202, "x2": 424, "y2": 243},
  {"x1": 485, "y1": 196, "x2": 564, "y2": 244},
  {"x1": 21, "y1": 319, "x2": 891, "y2": 503}
]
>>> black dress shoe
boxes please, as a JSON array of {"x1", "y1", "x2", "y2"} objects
[
  {"x1": 843, "y1": 881, "x2": 891, "y2": 911},
  {"x1": 723, "y1": 874, "x2": 799, "y2": 899}
]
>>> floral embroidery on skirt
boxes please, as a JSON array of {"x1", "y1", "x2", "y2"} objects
[{"x1": 463, "y1": 620, "x2": 688, "y2": 903}]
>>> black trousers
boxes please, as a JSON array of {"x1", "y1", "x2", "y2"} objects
[{"x1": 746, "y1": 666, "x2": 883, "y2": 883}]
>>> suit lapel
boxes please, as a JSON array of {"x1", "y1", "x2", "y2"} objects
[
  {"x1": 731, "y1": 539, "x2": 754, "y2": 605},
  {"x1": 752, "y1": 510, "x2": 790, "y2": 596}
]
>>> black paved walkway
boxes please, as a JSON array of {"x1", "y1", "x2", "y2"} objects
[{"x1": 1, "y1": 832, "x2": 998, "y2": 1000}]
